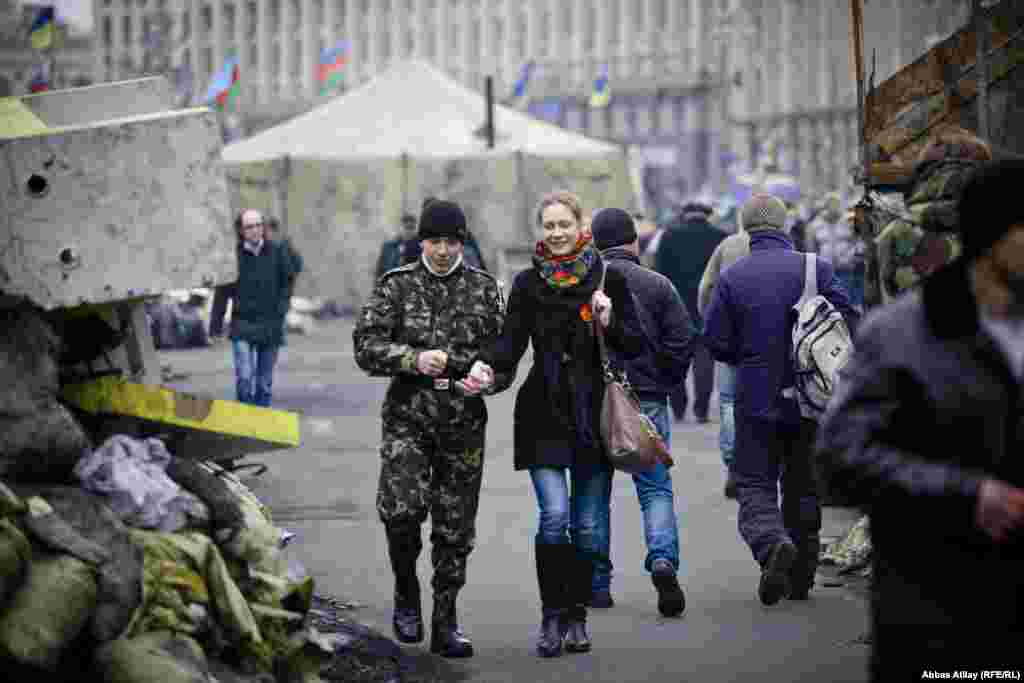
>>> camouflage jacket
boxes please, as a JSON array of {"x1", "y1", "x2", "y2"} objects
[
  {"x1": 875, "y1": 159, "x2": 978, "y2": 303},
  {"x1": 353, "y1": 259, "x2": 514, "y2": 419}
]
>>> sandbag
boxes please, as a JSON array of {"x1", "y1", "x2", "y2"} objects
[
  {"x1": 16, "y1": 485, "x2": 145, "y2": 643},
  {"x1": 0, "y1": 305, "x2": 60, "y2": 416},
  {"x1": 0, "y1": 400, "x2": 92, "y2": 479},
  {"x1": 22, "y1": 496, "x2": 110, "y2": 565},
  {"x1": 94, "y1": 630, "x2": 212, "y2": 683},
  {"x1": 0, "y1": 551, "x2": 98, "y2": 671},
  {"x1": 0, "y1": 518, "x2": 31, "y2": 602},
  {"x1": 165, "y1": 458, "x2": 245, "y2": 531}
]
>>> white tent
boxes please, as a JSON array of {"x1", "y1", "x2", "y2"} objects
[{"x1": 221, "y1": 60, "x2": 635, "y2": 308}]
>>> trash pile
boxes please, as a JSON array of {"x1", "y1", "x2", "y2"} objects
[
  {"x1": 0, "y1": 305, "x2": 433, "y2": 683},
  {"x1": 821, "y1": 515, "x2": 872, "y2": 579}
]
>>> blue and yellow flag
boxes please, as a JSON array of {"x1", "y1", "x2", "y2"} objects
[
  {"x1": 589, "y1": 64, "x2": 610, "y2": 108},
  {"x1": 29, "y1": 7, "x2": 55, "y2": 50}
]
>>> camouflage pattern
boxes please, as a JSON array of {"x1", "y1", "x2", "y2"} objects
[
  {"x1": 874, "y1": 160, "x2": 976, "y2": 304},
  {"x1": 353, "y1": 258, "x2": 512, "y2": 621}
]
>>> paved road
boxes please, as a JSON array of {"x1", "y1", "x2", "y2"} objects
[{"x1": 164, "y1": 317, "x2": 870, "y2": 683}]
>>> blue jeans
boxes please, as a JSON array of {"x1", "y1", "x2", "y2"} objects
[
  {"x1": 717, "y1": 363, "x2": 737, "y2": 471},
  {"x1": 836, "y1": 266, "x2": 865, "y2": 310},
  {"x1": 529, "y1": 461, "x2": 612, "y2": 592},
  {"x1": 630, "y1": 399, "x2": 681, "y2": 575},
  {"x1": 231, "y1": 339, "x2": 280, "y2": 407}
]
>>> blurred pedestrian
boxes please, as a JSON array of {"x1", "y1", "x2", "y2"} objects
[
  {"x1": 376, "y1": 213, "x2": 420, "y2": 279},
  {"x1": 474, "y1": 190, "x2": 644, "y2": 658},
  {"x1": 353, "y1": 199, "x2": 510, "y2": 659},
  {"x1": 592, "y1": 207, "x2": 695, "y2": 617},
  {"x1": 267, "y1": 216, "x2": 303, "y2": 298},
  {"x1": 698, "y1": 225, "x2": 751, "y2": 499},
  {"x1": 655, "y1": 202, "x2": 727, "y2": 423},
  {"x1": 816, "y1": 159, "x2": 1024, "y2": 679},
  {"x1": 224, "y1": 209, "x2": 297, "y2": 407},
  {"x1": 703, "y1": 194, "x2": 858, "y2": 605},
  {"x1": 806, "y1": 192, "x2": 866, "y2": 310}
]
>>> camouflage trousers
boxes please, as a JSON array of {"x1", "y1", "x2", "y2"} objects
[{"x1": 377, "y1": 413, "x2": 486, "y2": 623}]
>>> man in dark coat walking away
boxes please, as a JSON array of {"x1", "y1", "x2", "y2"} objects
[
  {"x1": 704, "y1": 194, "x2": 857, "y2": 606},
  {"x1": 816, "y1": 160, "x2": 1024, "y2": 679},
  {"x1": 592, "y1": 208, "x2": 695, "y2": 617},
  {"x1": 655, "y1": 202, "x2": 727, "y2": 423}
]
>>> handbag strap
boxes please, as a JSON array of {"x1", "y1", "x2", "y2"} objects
[{"x1": 593, "y1": 262, "x2": 613, "y2": 381}]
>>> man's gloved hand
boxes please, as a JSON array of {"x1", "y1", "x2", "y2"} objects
[{"x1": 417, "y1": 350, "x2": 448, "y2": 377}]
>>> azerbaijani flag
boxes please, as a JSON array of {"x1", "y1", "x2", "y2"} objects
[
  {"x1": 205, "y1": 55, "x2": 240, "y2": 110},
  {"x1": 589, "y1": 64, "x2": 610, "y2": 108},
  {"x1": 511, "y1": 61, "x2": 535, "y2": 98},
  {"x1": 318, "y1": 41, "x2": 348, "y2": 95},
  {"x1": 29, "y1": 6, "x2": 55, "y2": 50}
]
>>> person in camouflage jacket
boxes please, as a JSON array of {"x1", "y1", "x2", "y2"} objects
[
  {"x1": 353, "y1": 199, "x2": 512, "y2": 659},
  {"x1": 875, "y1": 126, "x2": 992, "y2": 304}
]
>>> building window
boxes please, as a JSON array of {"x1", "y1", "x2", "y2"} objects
[
  {"x1": 103, "y1": 15, "x2": 113, "y2": 44},
  {"x1": 122, "y1": 15, "x2": 131, "y2": 44}
]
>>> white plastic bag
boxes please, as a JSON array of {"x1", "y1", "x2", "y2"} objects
[{"x1": 74, "y1": 435, "x2": 209, "y2": 532}]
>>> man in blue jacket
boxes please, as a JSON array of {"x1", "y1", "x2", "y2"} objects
[
  {"x1": 703, "y1": 194, "x2": 858, "y2": 605},
  {"x1": 592, "y1": 208, "x2": 696, "y2": 617}
]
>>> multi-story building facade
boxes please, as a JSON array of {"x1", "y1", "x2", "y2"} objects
[{"x1": 90, "y1": 0, "x2": 975, "y2": 213}]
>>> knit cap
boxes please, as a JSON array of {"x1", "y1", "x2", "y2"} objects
[
  {"x1": 957, "y1": 159, "x2": 1024, "y2": 262},
  {"x1": 418, "y1": 199, "x2": 467, "y2": 242},
  {"x1": 591, "y1": 207, "x2": 638, "y2": 250},
  {"x1": 739, "y1": 193, "x2": 788, "y2": 232}
]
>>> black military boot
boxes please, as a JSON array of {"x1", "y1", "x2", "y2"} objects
[
  {"x1": 535, "y1": 542, "x2": 568, "y2": 658},
  {"x1": 430, "y1": 593, "x2": 473, "y2": 658},
  {"x1": 563, "y1": 549, "x2": 593, "y2": 654},
  {"x1": 386, "y1": 525, "x2": 424, "y2": 643}
]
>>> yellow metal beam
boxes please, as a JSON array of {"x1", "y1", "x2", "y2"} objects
[{"x1": 61, "y1": 376, "x2": 300, "y2": 454}]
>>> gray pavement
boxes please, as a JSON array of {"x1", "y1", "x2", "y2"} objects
[{"x1": 163, "y1": 317, "x2": 870, "y2": 683}]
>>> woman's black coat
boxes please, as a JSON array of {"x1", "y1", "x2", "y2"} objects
[{"x1": 482, "y1": 256, "x2": 644, "y2": 470}]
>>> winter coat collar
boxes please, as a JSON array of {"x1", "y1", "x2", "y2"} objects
[
  {"x1": 600, "y1": 247, "x2": 640, "y2": 265},
  {"x1": 748, "y1": 230, "x2": 794, "y2": 251}
]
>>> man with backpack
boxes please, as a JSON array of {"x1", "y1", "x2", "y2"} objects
[{"x1": 703, "y1": 194, "x2": 858, "y2": 605}]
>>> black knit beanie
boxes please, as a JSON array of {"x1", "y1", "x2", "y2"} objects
[
  {"x1": 418, "y1": 199, "x2": 467, "y2": 242},
  {"x1": 958, "y1": 159, "x2": 1024, "y2": 262},
  {"x1": 591, "y1": 207, "x2": 638, "y2": 250}
]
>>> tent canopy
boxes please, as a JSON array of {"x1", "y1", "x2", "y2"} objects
[{"x1": 222, "y1": 60, "x2": 622, "y2": 163}]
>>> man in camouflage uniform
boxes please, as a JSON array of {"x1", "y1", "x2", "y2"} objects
[{"x1": 353, "y1": 199, "x2": 512, "y2": 658}]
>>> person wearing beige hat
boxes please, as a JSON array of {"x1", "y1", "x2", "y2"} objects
[{"x1": 703, "y1": 193, "x2": 858, "y2": 606}]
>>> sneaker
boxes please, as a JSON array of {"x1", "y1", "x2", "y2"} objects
[
  {"x1": 588, "y1": 589, "x2": 614, "y2": 609},
  {"x1": 758, "y1": 540, "x2": 797, "y2": 606},
  {"x1": 651, "y1": 559, "x2": 686, "y2": 617}
]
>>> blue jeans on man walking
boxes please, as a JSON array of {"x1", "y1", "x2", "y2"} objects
[
  {"x1": 590, "y1": 398, "x2": 681, "y2": 594},
  {"x1": 231, "y1": 339, "x2": 281, "y2": 407},
  {"x1": 717, "y1": 363, "x2": 737, "y2": 472}
]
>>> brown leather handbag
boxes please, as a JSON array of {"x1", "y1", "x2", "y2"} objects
[{"x1": 593, "y1": 279, "x2": 673, "y2": 474}]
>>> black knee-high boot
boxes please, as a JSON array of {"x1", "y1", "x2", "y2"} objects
[
  {"x1": 535, "y1": 542, "x2": 569, "y2": 658},
  {"x1": 386, "y1": 524, "x2": 424, "y2": 643},
  {"x1": 563, "y1": 547, "x2": 593, "y2": 653}
]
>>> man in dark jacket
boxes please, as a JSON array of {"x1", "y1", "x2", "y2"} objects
[
  {"x1": 226, "y1": 209, "x2": 297, "y2": 407},
  {"x1": 592, "y1": 207, "x2": 695, "y2": 617},
  {"x1": 655, "y1": 202, "x2": 727, "y2": 422},
  {"x1": 376, "y1": 214, "x2": 419, "y2": 279},
  {"x1": 704, "y1": 194, "x2": 857, "y2": 606},
  {"x1": 816, "y1": 160, "x2": 1024, "y2": 678}
]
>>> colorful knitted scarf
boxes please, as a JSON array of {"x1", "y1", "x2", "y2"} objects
[{"x1": 532, "y1": 231, "x2": 599, "y2": 290}]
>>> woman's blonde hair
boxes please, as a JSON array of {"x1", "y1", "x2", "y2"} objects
[{"x1": 535, "y1": 190, "x2": 583, "y2": 227}]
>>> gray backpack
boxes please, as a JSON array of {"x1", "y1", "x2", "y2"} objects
[{"x1": 791, "y1": 254, "x2": 853, "y2": 420}]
